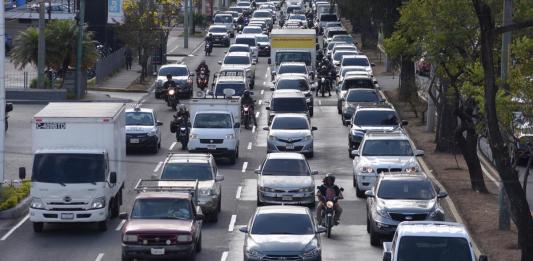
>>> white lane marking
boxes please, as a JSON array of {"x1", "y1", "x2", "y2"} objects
[
  {"x1": 153, "y1": 161, "x2": 163, "y2": 172},
  {"x1": 242, "y1": 162, "x2": 248, "y2": 173},
  {"x1": 228, "y1": 215, "x2": 237, "y2": 232},
  {"x1": 139, "y1": 99, "x2": 146, "y2": 104},
  {"x1": 236, "y1": 186, "x2": 242, "y2": 199},
  {"x1": 115, "y1": 219, "x2": 126, "y2": 231},
  {"x1": 255, "y1": 111, "x2": 260, "y2": 118},
  {"x1": 260, "y1": 90, "x2": 264, "y2": 95},
  {"x1": 169, "y1": 142, "x2": 177, "y2": 151},
  {"x1": 481, "y1": 165, "x2": 500, "y2": 188},
  {"x1": 252, "y1": 125, "x2": 256, "y2": 133},
  {"x1": 247, "y1": 142, "x2": 252, "y2": 150},
  {"x1": 0, "y1": 214, "x2": 29, "y2": 241},
  {"x1": 258, "y1": 99, "x2": 262, "y2": 105},
  {"x1": 95, "y1": 253, "x2": 104, "y2": 261},
  {"x1": 263, "y1": 81, "x2": 266, "y2": 86},
  {"x1": 221, "y1": 251, "x2": 229, "y2": 261},
  {"x1": 318, "y1": 100, "x2": 322, "y2": 106}
]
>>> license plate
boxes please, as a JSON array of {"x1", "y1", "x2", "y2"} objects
[
  {"x1": 61, "y1": 213, "x2": 74, "y2": 220},
  {"x1": 207, "y1": 145, "x2": 217, "y2": 150},
  {"x1": 282, "y1": 196, "x2": 293, "y2": 201},
  {"x1": 286, "y1": 144, "x2": 295, "y2": 149},
  {"x1": 151, "y1": 248, "x2": 165, "y2": 255},
  {"x1": 129, "y1": 138, "x2": 139, "y2": 144}
]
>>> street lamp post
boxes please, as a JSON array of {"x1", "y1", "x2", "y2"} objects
[{"x1": 75, "y1": 0, "x2": 85, "y2": 99}]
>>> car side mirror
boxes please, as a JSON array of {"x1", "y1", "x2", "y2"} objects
[
  {"x1": 215, "y1": 175, "x2": 224, "y2": 181},
  {"x1": 365, "y1": 190, "x2": 375, "y2": 197},
  {"x1": 239, "y1": 226, "x2": 249, "y2": 233},
  {"x1": 157, "y1": 121, "x2": 163, "y2": 126},
  {"x1": 311, "y1": 127, "x2": 317, "y2": 131},
  {"x1": 218, "y1": 61, "x2": 222, "y2": 65},
  {"x1": 351, "y1": 150, "x2": 359, "y2": 156},
  {"x1": 234, "y1": 122, "x2": 241, "y2": 128},
  {"x1": 382, "y1": 251, "x2": 392, "y2": 261},
  {"x1": 415, "y1": 149, "x2": 425, "y2": 156},
  {"x1": 195, "y1": 213, "x2": 204, "y2": 220},
  {"x1": 316, "y1": 226, "x2": 327, "y2": 233},
  {"x1": 18, "y1": 167, "x2": 26, "y2": 180},
  {"x1": 311, "y1": 170, "x2": 319, "y2": 175},
  {"x1": 6, "y1": 103, "x2": 13, "y2": 113},
  {"x1": 119, "y1": 212, "x2": 128, "y2": 220},
  {"x1": 310, "y1": 86, "x2": 316, "y2": 91},
  {"x1": 190, "y1": 73, "x2": 195, "y2": 77},
  {"x1": 269, "y1": 87, "x2": 275, "y2": 91},
  {"x1": 437, "y1": 191, "x2": 448, "y2": 198},
  {"x1": 265, "y1": 106, "x2": 271, "y2": 110},
  {"x1": 268, "y1": 58, "x2": 272, "y2": 64},
  {"x1": 263, "y1": 126, "x2": 269, "y2": 131},
  {"x1": 401, "y1": 120, "x2": 408, "y2": 126},
  {"x1": 371, "y1": 63, "x2": 376, "y2": 67},
  {"x1": 110, "y1": 171, "x2": 117, "y2": 184},
  {"x1": 224, "y1": 51, "x2": 228, "y2": 54},
  {"x1": 479, "y1": 255, "x2": 488, "y2": 261},
  {"x1": 252, "y1": 60, "x2": 257, "y2": 65},
  {"x1": 254, "y1": 169, "x2": 261, "y2": 174}
]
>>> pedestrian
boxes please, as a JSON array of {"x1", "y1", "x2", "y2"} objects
[{"x1": 124, "y1": 47, "x2": 133, "y2": 70}]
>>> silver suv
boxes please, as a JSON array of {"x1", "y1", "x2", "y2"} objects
[
  {"x1": 365, "y1": 174, "x2": 447, "y2": 246},
  {"x1": 352, "y1": 130, "x2": 424, "y2": 197},
  {"x1": 157, "y1": 153, "x2": 224, "y2": 222},
  {"x1": 264, "y1": 114, "x2": 317, "y2": 158}
]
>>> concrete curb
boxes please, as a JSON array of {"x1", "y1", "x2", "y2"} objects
[
  {"x1": 0, "y1": 196, "x2": 30, "y2": 220},
  {"x1": 87, "y1": 87, "x2": 149, "y2": 93},
  {"x1": 7, "y1": 98, "x2": 135, "y2": 105}
]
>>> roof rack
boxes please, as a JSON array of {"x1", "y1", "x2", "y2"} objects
[{"x1": 134, "y1": 179, "x2": 199, "y2": 204}]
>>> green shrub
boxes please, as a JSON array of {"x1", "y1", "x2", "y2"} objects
[
  {"x1": 0, "y1": 181, "x2": 31, "y2": 211},
  {"x1": 29, "y1": 78, "x2": 53, "y2": 89}
]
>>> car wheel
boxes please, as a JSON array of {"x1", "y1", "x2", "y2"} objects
[
  {"x1": 121, "y1": 253, "x2": 133, "y2": 261},
  {"x1": 196, "y1": 234, "x2": 202, "y2": 252},
  {"x1": 217, "y1": 195, "x2": 222, "y2": 213},
  {"x1": 210, "y1": 211, "x2": 219, "y2": 223},
  {"x1": 356, "y1": 184, "x2": 365, "y2": 198},
  {"x1": 151, "y1": 142, "x2": 159, "y2": 154},
  {"x1": 349, "y1": 149, "x2": 355, "y2": 159},
  {"x1": 366, "y1": 216, "x2": 370, "y2": 233},
  {"x1": 229, "y1": 150, "x2": 237, "y2": 164},
  {"x1": 370, "y1": 226, "x2": 381, "y2": 246},
  {"x1": 33, "y1": 222, "x2": 44, "y2": 233},
  {"x1": 306, "y1": 151, "x2": 314, "y2": 158},
  {"x1": 256, "y1": 194, "x2": 264, "y2": 206},
  {"x1": 353, "y1": 176, "x2": 357, "y2": 188},
  {"x1": 111, "y1": 196, "x2": 120, "y2": 218},
  {"x1": 309, "y1": 109, "x2": 314, "y2": 117}
]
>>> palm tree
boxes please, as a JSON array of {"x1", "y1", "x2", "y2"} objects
[{"x1": 9, "y1": 27, "x2": 39, "y2": 70}]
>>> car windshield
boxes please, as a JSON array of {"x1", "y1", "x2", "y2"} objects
[
  {"x1": 378, "y1": 180, "x2": 436, "y2": 200},
  {"x1": 328, "y1": 31, "x2": 347, "y2": 38},
  {"x1": 276, "y1": 52, "x2": 311, "y2": 66},
  {"x1": 194, "y1": 113, "x2": 232, "y2": 128},
  {"x1": 343, "y1": 57, "x2": 370, "y2": 66},
  {"x1": 346, "y1": 90, "x2": 379, "y2": 103},
  {"x1": 237, "y1": 2, "x2": 249, "y2": 6},
  {"x1": 215, "y1": 83, "x2": 246, "y2": 96},
  {"x1": 362, "y1": 140, "x2": 413, "y2": 156},
  {"x1": 243, "y1": 27, "x2": 263, "y2": 34},
  {"x1": 131, "y1": 198, "x2": 192, "y2": 220},
  {"x1": 279, "y1": 65, "x2": 307, "y2": 74},
  {"x1": 32, "y1": 153, "x2": 105, "y2": 183},
  {"x1": 235, "y1": 37, "x2": 256, "y2": 46},
  {"x1": 287, "y1": 6, "x2": 301, "y2": 13},
  {"x1": 256, "y1": 36, "x2": 269, "y2": 43},
  {"x1": 215, "y1": 15, "x2": 233, "y2": 23},
  {"x1": 334, "y1": 52, "x2": 357, "y2": 62},
  {"x1": 342, "y1": 78, "x2": 374, "y2": 90},
  {"x1": 397, "y1": 236, "x2": 472, "y2": 261},
  {"x1": 262, "y1": 159, "x2": 309, "y2": 176},
  {"x1": 333, "y1": 35, "x2": 353, "y2": 42},
  {"x1": 327, "y1": 42, "x2": 343, "y2": 51},
  {"x1": 321, "y1": 14, "x2": 338, "y2": 22},
  {"x1": 353, "y1": 110, "x2": 398, "y2": 126},
  {"x1": 335, "y1": 47, "x2": 357, "y2": 53},
  {"x1": 159, "y1": 67, "x2": 188, "y2": 77},
  {"x1": 276, "y1": 79, "x2": 309, "y2": 91},
  {"x1": 161, "y1": 163, "x2": 213, "y2": 181},
  {"x1": 209, "y1": 27, "x2": 227, "y2": 33},
  {"x1": 272, "y1": 97, "x2": 308, "y2": 112},
  {"x1": 224, "y1": 56, "x2": 250, "y2": 65},
  {"x1": 290, "y1": 14, "x2": 306, "y2": 20},
  {"x1": 126, "y1": 112, "x2": 154, "y2": 126},
  {"x1": 251, "y1": 213, "x2": 314, "y2": 235},
  {"x1": 253, "y1": 11, "x2": 270, "y2": 17},
  {"x1": 272, "y1": 117, "x2": 309, "y2": 130},
  {"x1": 229, "y1": 46, "x2": 250, "y2": 53}
]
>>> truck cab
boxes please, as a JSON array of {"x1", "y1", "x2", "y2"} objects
[{"x1": 383, "y1": 221, "x2": 488, "y2": 261}]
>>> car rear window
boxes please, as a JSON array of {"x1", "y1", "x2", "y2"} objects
[
  {"x1": 320, "y1": 14, "x2": 338, "y2": 22},
  {"x1": 214, "y1": 15, "x2": 232, "y2": 23},
  {"x1": 224, "y1": 56, "x2": 250, "y2": 65},
  {"x1": 346, "y1": 90, "x2": 379, "y2": 103},
  {"x1": 342, "y1": 78, "x2": 374, "y2": 89},
  {"x1": 343, "y1": 57, "x2": 370, "y2": 67},
  {"x1": 271, "y1": 117, "x2": 309, "y2": 130},
  {"x1": 279, "y1": 65, "x2": 307, "y2": 74},
  {"x1": 235, "y1": 37, "x2": 257, "y2": 46},
  {"x1": 361, "y1": 140, "x2": 413, "y2": 157},
  {"x1": 161, "y1": 163, "x2": 213, "y2": 181},
  {"x1": 229, "y1": 46, "x2": 250, "y2": 53},
  {"x1": 353, "y1": 110, "x2": 398, "y2": 126},
  {"x1": 377, "y1": 180, "x2": 436, "y2": 200},
  {"x1": 397, "y1": 236, "x2": 472, "y2": 261}
]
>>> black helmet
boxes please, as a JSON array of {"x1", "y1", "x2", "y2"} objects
[
  {"x1": 178, "y1": 104, "x2": 187, "y2": 112},
  {"x1": 166, "y1": 74, "x2": 172, "y2": 79},
  {"x1": 324, "y1": 173, "x2": 336, "y2": 183},
  {"x1": 318, "y1": 50, "x2": 323, "y2": 55},
  {"x1": 243, "y1": 90, "x2": 250, "y2": 96}
]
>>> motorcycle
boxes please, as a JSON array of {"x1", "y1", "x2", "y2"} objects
[
  {"x1": 170, "y1": 116, "x2": 189, "y2": 150},
  {"x1": 166, "y1": 87, "x2": 178, "y2": 111},
  {"x1": 197, "y1": 68, "x2": 209, "y2": 91},
  {"x1": 241, "y1": 104, "x2": 254, "y2": 129},
  {"x1": 318, "y1": 188, "x2": 344, "y2": 238},
  {"x1": 205, "y1": 41, "x2": 213, "y2": 56},
  {"x1": 318, "y1": 76, "x2": 330, "y2": 97}
]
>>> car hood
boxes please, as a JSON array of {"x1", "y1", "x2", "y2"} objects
[
  {"x1": 211, "y1": 32, "x2": 228, "y2": 36},
  {"x1": 124, "y1": 219, "x2": 193, "y2": 234},
  {"x1": 351, "y1": 125, "x2": 398, "y2": 132},
  {"x1": 269, "y1": 129, "x2": 310, "y2": 139},
  {"x1": 345, "y1": 101, "x2": 378, "y2": 108},
  {"x1": 221, "y1": 64, "x2": 251, "y2": 70},
  {"x1": 249, "y1": 234, "x2": 315, "y2": 252},
  {"x1": 257, "y1": 41, "x2": 270, "y2": 46},
  {"x1": 198, "y1": 180, "x2": 215, "y2": 190},
  {"x1": 156, "y1": 76, "x2": 189, "y2": 82},
  {"x1": 360, "y1": 156, "x2": 417, "y2": 166},
  {"x1": 259, "y1": 175, "x2": 314, "y2": 189},
  {"x1": 126, "y1": 126, "x2": 155, "y2": 134},
  {"x1": 380, "y1": 199, "x2": 435, "y2": 212}
]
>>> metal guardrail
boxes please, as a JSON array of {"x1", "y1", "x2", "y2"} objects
[{"x1": 95, "y1": 47, "x2": 126, "y2": 84}]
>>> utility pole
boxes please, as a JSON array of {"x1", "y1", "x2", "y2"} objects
[
  {"x1": 37, "y1": 0, "x2": 45, "y2": 89},
  {"x1": 0, "y1": 0, "x2": 6, "y2": 187},
  {"x1": 498, "y1": 0, "x2": 512, "y2": 231},
  {"x1": 184, "y1": 0, "x2": 189, "y2": 48},
  {"x1": 189, "y1": 0, "x2": 194, "y2": 35},
  {"x1": 75, "y1": 0, "x2": 85, "y2": 99}
]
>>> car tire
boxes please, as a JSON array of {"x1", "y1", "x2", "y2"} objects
[
  {"x1": 196, "y1": 234, "x2": 202, "y2": 252},
  {"x1": 256, "y1": 194, "x2": 264, "y2": 206},
  {"x1": 229, "y1": 149, "x2": 238, "y2": 165},
  {"x1": 151, "y1": 142, "x2": 159, "y2": 154},
  {"x1": 353, "y1": 176, "x2": 357, "y2": 188},
  {"x1": 356, "y1": 184, "x2": 365, "y2": 198},
  {"x1": 366, "y1": 217, "x2": 370, "y2": 233},
  {"x1": 310, "y1": 109, "x2": 314, "y2": 117},
  {"x1": 33, "y1": 222, "x2": 44, "y2": 233},
  {"x1": 217, "y1": 195, "x2": 222, "y2": 213},
  {"x1": 210, "y1": 211, "x2": 219, "y2": 223},
  {"x1": 121, "y1": 253, "x2": 133, "y2": 261},
  {"x1": 306, "y1": 151, "x2": 314, "y2": 158},
  {"x1": 111, "y1": 196, "x2": 120, "y2": 218},
  {"x1": 370, "y1": 226, "x2": 381, "y2": 247},
  {"x1": 349, "y1": 149, "x2": 355, "y2": 159}
]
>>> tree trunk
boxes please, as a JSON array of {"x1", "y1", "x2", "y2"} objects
[
  {"x1": 435, "y1": 80, "x2": 457, "y2": 152},
  {"x1": 472, "y1": 1, "x2": 533, "y2": 259},
  {"x1": 399, "y1": 55, "x2": 416, "y2": 101}
]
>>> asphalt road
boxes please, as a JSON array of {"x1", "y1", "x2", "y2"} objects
[{"x1": 0, "y1": 37, "x2": 384, "y2": 261}]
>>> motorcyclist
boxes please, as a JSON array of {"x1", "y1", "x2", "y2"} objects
[
  {"x1": 316, "y1": 50, "x2": 324, "y2": 65},
  {"x1": 196, "y1": 61, "x2": 210, "y2": 78},
  {"x1": 316, "y1": 65, "x2": 330, "y2": 96},
  {"x1": 241, "y1": 90, "x2": 257, "y2": 127},
  {"x1": 205, "y1": 33, "x2": 214, "y2": 54},
  {"x1": 174, "y1": 104, "x2": 190, "y2": 123},
  {"x1": 316, "y1": 174, "x2": 343, "y2": 225}
]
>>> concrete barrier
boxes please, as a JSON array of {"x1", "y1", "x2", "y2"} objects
[{"x1": 6, "y1": 88, "x2": 67, "y2": 102}]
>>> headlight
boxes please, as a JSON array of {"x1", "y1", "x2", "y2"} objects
[
  {"x1": 359, "y1": 166, "x2": 375, "y2": 173},
  {"x1": 326, "y1": 201, "x2": 334, "y2": 208},
  {"x1": 404, "y1": 166, "x2": 419, "y2": 173},
  {"x1": 375, "y1": 203, "x2": 389, "y2": 218},
  {"x1": 246, "y1": 248, "x2": 265, "y2": 258},
  {"x1": 157, "y1": 80, "x2": 163, "y2": 87},
  {"x1": 199, "y1": 188, "x2": 213, "y2": 196},
  {"x1": 303, "y1": 134, "x2": 312, "y2": 141},
  {"x1": 187, "y1": 78, "x2": 193, "y2": 84},
  {"x1": 30, "y1": 197, "x2": 45, "y2": 209},
  {"x1": 429, "y1": 206, "x2": 443, "y2": 218},
  {"x1": 190, "y1": 134, "x2": 199, "y2": 139},
  {"x1": 226, "y1": 134, "x2": 235, "y2": 139},
  {"x1": 177, "y1": 234, "x2": 193, "y2": 242},
  {"x1": 123, "y1": 234, "x2": 138, "y2": 243},
  {"x1": 90, "y1": 196, "x2": 106, "y2": 209},
  {"x1": 298, "y1": 186, "x2": 314, "y2": 192},
  {"x1": 306, "y1": 97, "x2": 311, "y2": 103},
  {"x1": 168, "y1": 89, "x2": 176, "y2": 95},
  {"x1": 302, "y1": 247, "x2": 321, "y2": 257},
  {"x1": 259, "y1": 186, "x2": 274, "y2": 192},
  {"x1": 268, "y1": 135, "x2": 275, "y2": 141},
  {"x1": 146, "y1": 129, "x2": 157, "y2": 136}
]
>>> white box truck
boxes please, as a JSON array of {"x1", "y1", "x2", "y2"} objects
[
  {"x1": 187, "y1": 97, "x2": 241, "y2": 164},
  {"x1": 23, "y1": 103, "x2": 126, "y2": 232},
  {"x1": 269, "y1": 29, "x2": 317, "y2": 78}
]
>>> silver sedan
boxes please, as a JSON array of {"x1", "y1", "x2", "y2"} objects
[{"x1": 264, "y1": 114, "x2": 317, "y2": 158}]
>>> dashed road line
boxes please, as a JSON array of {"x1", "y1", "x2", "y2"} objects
[
  {"x1": 221, "y1": 251, "x2": 229, "y2": 261},
  {"x1": 228, "y1": 215, "x2": 237, "y2": 232},
  {"x1": 258, "y1": 99, "x2": 262, "y2": 105},
  {"x1": 255, "y1": 111, "x2": 260, "y2": 118},
  {"x1": 247, "y1": 142, "x2": 252, "y2": 150},
  {"x1": 236, "y1": 186, "x2": 242, "y2": 199},
  {"x1": 153, "y1": 161, "x2": 163, "y2": 172},
  {"x1": 261, "y1": 90, "x2": 264, "y2": 95},
  {"x1": 115, "y1": 220, "x2": 126, "y2": 231},
  {"x1": 252, "y1": 125, "x2": 256, "y2": 133},
  {"x1": 263, "y1": 81, "x2": 266, "y2": 86},
  {"x1": 0, "y1": 214, "x2": 29, "y2": 241},
  {"x1": 95, "y1": 253, "x2": 104, "y2": 261},
  {"x1": 318, "y1": 100, "x2": 322, "y2": 106},
  {"x1": 242, "y1": 162, "x2": 248, "y2": 173},
  {"x1": 169, "y1": 142, "x2": 177, "y2": 151}
]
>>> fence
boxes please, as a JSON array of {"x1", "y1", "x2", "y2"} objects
[
  {"x1": 6, "y1": 70, "x2": 38, "y2": 89},
  {"x1": 95, "y1": 47, "x2": 126, "y2": 84}
]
